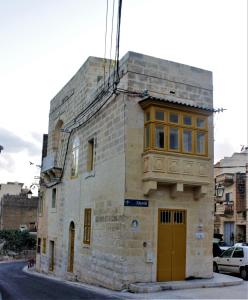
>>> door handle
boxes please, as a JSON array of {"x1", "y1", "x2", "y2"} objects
[
  {"x1": 240, "y1": 259, "x2": 242, "y2": 262},
  {"x1": 227, "y1": 259, "x2": 229, "y2": 261}
]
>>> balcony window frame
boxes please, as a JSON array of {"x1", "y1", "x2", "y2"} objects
[{"x1": 143, "y1": 105, "x2": 208, "y2": 157}]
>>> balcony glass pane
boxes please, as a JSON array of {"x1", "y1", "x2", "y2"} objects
[
  {"x1": 196, "y1": 132, "x2": 206, "y2": 154},
  {"x1": 155, "y1": 111, "x2": 164, "y2": 121},
  {"x1": 169, "y1": 113, "x2": 179, "y2": 123},
  {"x1": 169, "y1": 127, "x2": 179, "y2": 150},
  {"x1": 183, "y1": 129, "x2": 192, "y2": 152},
  {"x1": 155, "y1": 126, "x2": 164, "y2": 148},
  {"x1": 183, "y1": 115, "x2": 192, "y2": 126},
  {"x1": 196, "y1": 117, "x2": 206, "y2": 128},
  {"x1": 145, "y1": 125, "x2": 150, "y2": 148},
  {"x1": 145, "y1": 112, "x2": 150, "y2": 121}
]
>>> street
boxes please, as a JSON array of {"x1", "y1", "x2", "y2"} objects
[
  {"x1": 0, "y1": 261, "x2": 248, "y2": 299},
  {"x1": 0, "y1": 261, "x2": 121, "y2": 300}
]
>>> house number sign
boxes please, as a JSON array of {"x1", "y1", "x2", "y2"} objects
[{"x1": 124, "y1": 199, "x2": 149, "y2": 207}]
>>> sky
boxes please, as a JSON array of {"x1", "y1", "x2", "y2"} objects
[{"x1": 0, "y1": 0, "x2": 247, "y2": 189}]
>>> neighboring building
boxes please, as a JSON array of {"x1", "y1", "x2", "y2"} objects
[
  {"x1": 214, "y1": 149, "x2": 248, "y2": 245},
  {"x1": 37, "y1": 52, "x2": 214, "y2": 290},
  {"x1": 0, "y1": 182, "x2": 23, "y2": 201},
  {"x1": 0, "y1": 191, "x2": 39, "y2": 231},
  {"x1": 0, "y1": 182, "x2": 23, "y2": 215}
]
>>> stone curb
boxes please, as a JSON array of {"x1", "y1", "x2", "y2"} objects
[{"x1": 129, "y1": 274, "x2": 244, "y2": 293}]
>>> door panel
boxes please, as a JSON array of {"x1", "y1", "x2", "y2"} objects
[{"x1": 157, "y1": 209, "x2": 186, "y2": 281}]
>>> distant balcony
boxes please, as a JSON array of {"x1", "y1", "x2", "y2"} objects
[
  {"x1": 41, "y1": 153, "x2": 62, "y2": 184},
  {"x1": 215, "y1": 202, "x2": 234, "y2": 216},
  {"x1": 142, "y1": 151, "x2": 210, "y2": 198},
  {"x1": 216, "y1": 173, "x2": 234, "y2": 187}
]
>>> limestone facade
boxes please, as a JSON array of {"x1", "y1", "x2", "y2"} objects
[{"x1": 36, "y1": 52, "x2": 214, "y2": 290}]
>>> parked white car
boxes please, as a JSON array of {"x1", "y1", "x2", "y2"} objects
[{"x1": 213, "y1": 244, "x2": 248, "y2": 280}]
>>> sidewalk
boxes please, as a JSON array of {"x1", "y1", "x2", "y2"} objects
[
  {"x1": 129, "y1": 273, "x2": 243, "y2": 293},
  {"x1": 24, "y1": 266, "x2": 244, "y2": 299}
]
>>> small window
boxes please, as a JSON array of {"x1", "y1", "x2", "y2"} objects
[
  {"x1": 169, "y1": 127, "x2": 179, "y2": 150},
  {"x1": 52, "y1": 188, "x2": 56, "y2": 208},
  {"x1": 183, "y1": 115, "x2": 192, "y2": 126},
  {"x1": 87, "y1": 138, "x2": 95, "y2": 172},
  {"x1": 225, "y1": 192, "x2": 232, "y2": 203},
  {"x1": 145, "y1": 125, "x2": 150, "y2": 148},
  {"x1": 83, "y1": 209, "x2": 92, "y2": 244},
  {"x1": 160, "y1": 210, "x2": 171, "y2": 224},
  {"x1": 196, "y1": 132, "x2": 206, "y2": 154},
  {"x1": 155, "y1": 126, "x2": 165, "y2": 149},
  {"x1": 183, "y1": 129, "x2": 193, "y2": 153},
  {"x1": 42, "y1": 238, "x2": 46, "y2": 254},
  {"x1": 169, "y1": 112, "x2": 179, "y2": 124},
  {"x1": 196, "y1": 117, "x2": 206, "y2": 129},
  {"x1": 37, "y1": 238, "x2": 41, "y2": 254},
  {"x1": 155, "y1": 110, "x2": 164, "y2": 121}
]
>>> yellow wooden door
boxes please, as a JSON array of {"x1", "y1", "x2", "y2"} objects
[
  {"x1": 49, "y1": 241, "x2": 55, "y2": 272},
  {"x1": 68, "y1": 222, "x2": 75, "y2": 272},
  {"x1": 157, "y1": 209, "x2": 186, "y2": 281}
]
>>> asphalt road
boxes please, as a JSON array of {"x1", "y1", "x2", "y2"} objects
[{"x1": 0, "y1": 261, "x2": 122, "y2": 300}]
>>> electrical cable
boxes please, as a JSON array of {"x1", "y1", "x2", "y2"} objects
[
  {"x1": 103, "y1": 0, "x2": 109, "y2": 84},
  {"x1": 108, "y1": 0, "x2": 116, "y2": 87}
]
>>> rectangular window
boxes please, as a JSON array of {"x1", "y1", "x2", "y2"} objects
[
  {"x1": 42, "y1": 238, "x2": 46, "y2": 254},
  {"x1": 183, "y1": 129, "x2": 193, "y2": 153},
  {"x1": 196, "y1": 132, "x2": 206, "y2": 154},
  {"x1": 169, "y1": 127, "x2": 179, "y2": 150},
  {"x1": 225, "y1": 192, "x2": 232, "y2": 202},
  {"x1": 87, "y1": 139, "x2": 95, "y2": 172},
  {"x1": 145, "y1": 125, "x2": 150, "y2": 148},
  {"x1": 169, "y1": 112, "x2": 179, "y2": 124},
  {"x1": 155, "y1": 110, "x2": 164, "y2": 121},
  {"x1": 37, "y1": 238, "x2": 41, "y2": 254},
  {"x1": 155, "y1": 126, "x2": 165, "y2": 149},
  {"x1": 52, "y1": 188, "x2": 56, "y2": 208},
  {"x1": 83, "y1": 209, "x2": 92, "y2": 244}
]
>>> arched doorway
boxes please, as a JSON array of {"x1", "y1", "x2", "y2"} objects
[{"x1": 68, "y1": 221, "x2": 75, "y2": 272}]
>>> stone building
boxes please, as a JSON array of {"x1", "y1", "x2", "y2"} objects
[
  {"x1": 214, "y1": 149, "x2": 248, "y2": 245},
  {"x1": 0, "y1": 192, "x2": 38, "y2": 231},
  {"x1": 0, "y1": 182, "x2": 23, "y2": 201},
  {"x1": 36, "y1": 52, "x2": 214, "y2": 290}
]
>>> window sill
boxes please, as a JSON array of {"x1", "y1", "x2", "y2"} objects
[{"x1": 50, "y1": 208, "x2": 57, "y2": 213}]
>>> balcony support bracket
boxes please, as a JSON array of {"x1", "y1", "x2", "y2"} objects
[
  {"x1": 170, "y1": 183, "x2": 184, "y2": 199},
  {"x1": 194, "y1": 185, "x2": 207, "y2": 200},
  {"x1": 143, "y1": 180, "x2": 157, "y2": 196}
]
